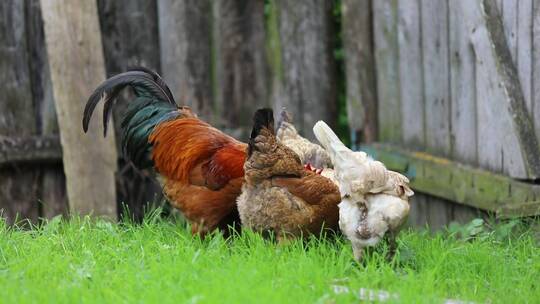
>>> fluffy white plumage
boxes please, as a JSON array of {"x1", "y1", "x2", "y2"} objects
[
  {"x1": 313, "y1": 121, "x2": 413, "y2": 261},
  {"x1": 276, "y1": 110, "x2": 332, "y2": 169}
]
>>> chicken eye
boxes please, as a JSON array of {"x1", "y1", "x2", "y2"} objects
[{"x1": 343, "y1": 193, "x2": 351, "y2": 199}]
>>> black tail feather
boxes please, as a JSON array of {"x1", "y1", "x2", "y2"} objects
[
  {"x1": 127, "y1": 67, "x2": 175, "y2": 103},
  {"x1": 248, "y1": 108, "x2": 274, "y2": 156},
  {"x1": 83, "y1": 69, "x2": 176, "y2": 136}
]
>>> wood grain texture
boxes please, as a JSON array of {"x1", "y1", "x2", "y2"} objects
[
  {"x1": 158, "y1": 0, "x2": 214, "y2": 121},
  {"x1": 517, "y1": 0, "x2": 533, "y2": 114},
  {"x1": 449, "y1": 0, "x2": 478, "y2": 165},
  {"x1": 342, "y1": 0, "x2": 378, "y2": 144},
  {"x1": 420, "y1": 0, "x2": 451, "y2": 156},
  {"x1": 448, "y1": 0, "x2": 479, "y2": 222},
  {"x1": 41, "y1": 0, "x2": 117, "y2": 219},
  {"x1": 502, "y1": 0, "x2": 518, "y2": 61},
  {"x1": 26, "y1": 0, "x2": 67, "y2": 219},
  {"x1": 420, "y1": 0, "x2": 453, "y2": 224},
  {"x1": 397, "y1": 0, "x2": 424, "y2": 147},
  {"x1": 481, "y1": 0, "x2": 540, "y2": 178},
  {"x1": 407, "y1": 192, "x2": 428, "y2": 228},
  {"x1": 213, "y1": 0, "x2": 268, "y2": 141},
  {"x1": 373, "y1": 0, "x2": 401, "y2": 143},
  {"x1": 533, "y1": 0, "x2": 540, "y2": 144},
  {"x1": 272, "y1": 0, "x2": 337, "y2": 140},
  {"x1": 0, "y1": 1, "x2": 40, "y2": 223}
]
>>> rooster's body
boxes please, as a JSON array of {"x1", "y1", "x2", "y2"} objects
[{"x1": 84, "y1": 68, "x2": 247, "y2": 235}]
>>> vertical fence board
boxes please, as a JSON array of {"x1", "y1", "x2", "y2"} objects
[
  {"x1": 373, "y1": 0, "x2": 401, "y2": 143},
  {"x1": 271, "y1": 0, "x2": 337, "y2": 140},
  {"x1": 448, "y1": 0, "x2": 479, "y2": 221},
  {"x1": 408, "y1": 193, "x2": 428, "y2": 227},
  {"x1": 213, "y1": 0, "x2": 268, "y2": 140},
  {"x1": 449, "y1": 0, "x2": 478, "y2": 165},
  {"x1": 421, "y1": 0, "x2": 451, "y2": 156},
  {"x1": 397, "y1": 0, "x2": 424, "y2": 147},
  {"x1": 41, "y1": 0, "x2": 118, "y2": 219},
  {"x1": 158, "y1": 0, "x2": 214, "y2": 121},
  {"x1": 26, "y1": 0, "x2": 67, "y2": 218},
  {"x1": 517, "y1": 0, "x2": 533, "y2": 114},
  {"x1": 342, "y1": 0, "x2": 378, "y2": 144},
  {"x1": 533, "y1": 0, "x2": 540, "y2": 141},
  {"x1": 420, "y1": 0, "x2": 452, "y2": 225},
  {"x1": 0, "y1": 1, "x2": 40, "y2": 223}
]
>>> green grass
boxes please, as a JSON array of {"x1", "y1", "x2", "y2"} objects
[{"x1": 0, "y1": 215, "x2": 539, "y2": 304}]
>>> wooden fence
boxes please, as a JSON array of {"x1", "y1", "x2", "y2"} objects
[
  {"x1": 369, "y1": 0, "x2": 540, "y2": 227},
  {"x1": 1, "y1": 0, "x2": 539, "y2": 228}
]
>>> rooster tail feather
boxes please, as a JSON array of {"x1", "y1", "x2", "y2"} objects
[
  {"x1": 83, "y1": 68, "x2": 176, "y2": 136},
  {"x1": 248, "y1": 108, "x2": 275, "y2": 156},
  {"x1": 83, "y1": 68, "x2": 180, "y2": 169}
]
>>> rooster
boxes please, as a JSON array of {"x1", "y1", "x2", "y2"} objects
[
  {"x1": 236, "y1": 109, "x2": 340, "y2": 242},
  {"x1": 313, "y1": 121, "x2": 413, "y2": 261},
  {"x1": 83, "y1": 67, "x2": 247, "y2": 235}
]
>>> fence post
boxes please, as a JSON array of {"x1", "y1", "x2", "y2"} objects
[{"x1": 41, "y1": 0, "x2": 118, "y2": 219}]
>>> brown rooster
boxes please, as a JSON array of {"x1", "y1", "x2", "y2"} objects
[
  {"x1": 236, "y1": 109, "x2": 341, "y2": 242},
  {"x1": 83, "y1": 67, "x2": 247, "y2": 235}
]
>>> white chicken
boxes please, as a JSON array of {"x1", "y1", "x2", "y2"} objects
[{"x1": 313, "y1": 121, "x2": 413, "y2": 262}]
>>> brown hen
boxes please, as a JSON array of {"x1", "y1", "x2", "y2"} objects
[{"x1": 236, "y1": 109, "x2": 340, "y2": 242}]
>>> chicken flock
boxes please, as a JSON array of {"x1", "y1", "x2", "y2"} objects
[{"x1": 83, "y1": 68, "x2": 414, "y2": 261}]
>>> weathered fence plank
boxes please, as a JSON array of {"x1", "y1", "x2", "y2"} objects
[
  {"x1": 26, "y1": 0, "x2": 67, "y2": 219},
  {"x1": 373, "y1": 0, "x2": 401, "y2": 143},
  {"x1": 270, "y1": 0, "x2": 337, "y2": 140},
  {"x1": 0, "y1": 1, "x2": 40, "y2": 223},
  {"x1": 213, "y1": 0, "x2": 268, "y2": 140},
  {"x1": 0, "y1": 136, "x2": 61, "y2": 165},
  {"x1": 421, "y1": 0, "x2": 451, "y2": 157},
  {"x1": 447, "y1": 0, "x2": 481, "y2": 227},
  {"x1": 397, "y1": 0, "x2": 423, "y2": 148},
  {"x1": 449, "y1": 0, "x2": 478, "y2": 165},
  {"x1": 517, "y1": 0, "x2": 533, "y2": 114},
  {"x1": 342, "y1": 0, "x2": 378, "y2": 144},
  {"x1": 158, "y1": 0, "x2": 214, "y2": 121},
  {"x1": 420, "y1": 0, "x2": 452, "y2": 225},
  {"x1": 533, "y1": 0, "x2": 540, "y2": 142},
  {"x1": 41, "y1": 0, "x2": 118, "y2": 219}
]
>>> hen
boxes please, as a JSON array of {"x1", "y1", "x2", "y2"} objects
[
  {"x1": 83, "y1": 68, "x2": 247, "y2": 235},
  {"x1": 236, "y1": 109, "x2": 341, "y2": 242},
  {"x1": 313, "y1": 121, "x2": 413, "y2": 261},
  {"x1": 276, "y1": 109, "x2": 332, "y2": 169}
]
